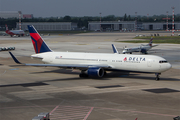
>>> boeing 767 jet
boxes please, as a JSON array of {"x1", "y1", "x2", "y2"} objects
[{"x1": 9, "y1": 25, "x2": 171, "y2": 80}]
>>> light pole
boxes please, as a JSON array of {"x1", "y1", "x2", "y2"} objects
[{"x1": 100, "y1": 12, "x2": 101, "y2": 31}]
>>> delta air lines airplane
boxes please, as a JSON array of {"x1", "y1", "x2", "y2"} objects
[{"x1": 9, "y1": 25, "x2": 171, "y2": 80}]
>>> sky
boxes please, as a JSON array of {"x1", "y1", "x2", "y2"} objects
[{"x1": 0, "y1": 0, "x2": 179, "y2": 17}]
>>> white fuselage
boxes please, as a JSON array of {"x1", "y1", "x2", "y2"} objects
[
  {"x1": 31, "y1": 52, "x2": 171, "y2": 73},
  {"x1": 6, "y1": 30, "x2": 25, "y2": 36},
  {"x1": 10, "y1": 30, "x2": 25, "y2": 34}
]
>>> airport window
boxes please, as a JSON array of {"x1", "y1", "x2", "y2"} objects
[{"x1": 159, "y1": 60, "x2": 168, "y2": 63}]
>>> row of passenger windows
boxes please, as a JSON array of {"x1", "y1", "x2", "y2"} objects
[
  {"x1": 57, "y1": 57, "x2": 122, "y2": 62},
  {"x1": 159, "y1": 60, "x2": 168, "y2": 63}
]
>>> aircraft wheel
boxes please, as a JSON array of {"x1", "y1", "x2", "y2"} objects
[
  {"x1": 155, "y1": 77, "x2": 159, "y2": 81},
  {"x1": 155, "y1": 73, "x2": 161, "y2": 81}
]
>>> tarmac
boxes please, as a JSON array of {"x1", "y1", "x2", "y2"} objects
[{"x1": 0, "y1": 31, "x2": 180, "y2": 120}]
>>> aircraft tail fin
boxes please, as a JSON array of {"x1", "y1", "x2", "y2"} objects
[
  {"x1": 28, "y1": 25, "x2": 52, "y2": 54},
  {"x1": 5, "y1": 24, "x2": 10, "y2": 34},
  {"x1": 112, "y1": 44, "x2": 119, "y2": 54},
  {"x1": 148, "y1": 37, "x2": 153, "y2": 46}
]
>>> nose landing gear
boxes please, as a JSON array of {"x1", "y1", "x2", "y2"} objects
[{"x1": 155, "y1": 73, "x2": 161, "y2": 81}]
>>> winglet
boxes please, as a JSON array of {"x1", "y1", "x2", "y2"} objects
[
  {"x1": 9, "y1": 52, "x2": 22, "y2": 64},
  {"x1": 112, "y1": 44, "x2": 119, "y2": 54}
]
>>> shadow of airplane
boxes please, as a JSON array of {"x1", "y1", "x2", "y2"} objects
[
  {"x1": 28, "y1": 68, "x2": 180, "y2": 81},
  {"x1": 0, "y1": 70, "x2": 179, "y2": 88}
]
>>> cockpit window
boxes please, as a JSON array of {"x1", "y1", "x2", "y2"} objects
[{"x1": 159, "y1": 60, "x2": 168, "y2": 63}]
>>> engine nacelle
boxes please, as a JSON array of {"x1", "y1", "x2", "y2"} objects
[
  {"x1": 141, "y1": 48, "x2": 147, "y2": 54},
  {"x1": 87, "y1": 67, "x2": 104, "y2": 78}
]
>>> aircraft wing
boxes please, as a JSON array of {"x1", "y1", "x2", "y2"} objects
[
  {"x1": 9, "y1": 52, "x2": 111, "y2": 69},
  {"x1": 151, "y1": 44, "x2": 159, "y2": 47}
]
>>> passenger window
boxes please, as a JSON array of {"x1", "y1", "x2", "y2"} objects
[{"x1": 159, "y1": 60, "x2": 168, "y2": 63}]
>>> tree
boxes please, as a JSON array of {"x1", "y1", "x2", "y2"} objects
[
  {"x1": 63, "y1": 16, "x2": 71, "y2": 22},
  {"x1": 102, "y1": 15, "x2": 115, "y2": 21},
  {"x1": 123, "y1": 14, "x2": 127, "y2": 21},
  {"x1": 128, "y1": 15, "x2": 131, "y2": 21}
]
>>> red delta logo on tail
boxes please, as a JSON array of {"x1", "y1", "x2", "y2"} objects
[
  {"x1": 28, "y1": 25, "x2": 52, "y2": 53},
  {"x1": 29, "y1": 32, "x2": 44, "y2": 53}
]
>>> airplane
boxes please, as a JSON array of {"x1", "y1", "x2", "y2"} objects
[
  {"x1": 5, "y1": 24, "x2": 25, "y2": 37},
  {"x1": 122, "y1": 38, "x2": 158, "y2": 54},
  {"x1": 9, "y1": 25, "x2": 172, "y2": 80}
]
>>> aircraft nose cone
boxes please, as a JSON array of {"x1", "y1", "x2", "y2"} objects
[
  {"x1": 122, "y1": 50, "x2": 126, "y2": 54},
  {"x1": 167, "y1": 63, "x2": 172, "y2": 69}
]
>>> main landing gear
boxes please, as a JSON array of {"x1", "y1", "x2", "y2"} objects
[
  {"x1": 155, "y1": 73, "x2": 161, "y2": 81},
  {"x1": 79, "y1": 73, "x2": 89, "y2": 78}
]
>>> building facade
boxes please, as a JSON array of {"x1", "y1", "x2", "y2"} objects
[
  {"x1": 89, "y1": 21, "x2": 180, "y2": 31},
  {"x1": 88, "y1": 21, "x2": 135, "y2": 31},
  {"x1": 0, "y1": 11, "x2": 20, "y2": 18},
  {"x1": 142, "y1": 22, "x2": 180, "y2": 30},
  {"x1": 23, "y1": 14, "x2": 33, "y2": 19},
  {"x1": 18, "y1": 22, "x2": 72, "y2": 31}
]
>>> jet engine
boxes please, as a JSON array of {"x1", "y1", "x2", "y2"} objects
[
  {"x1": 79, "y1": 67, "x2": 105, "y2": 78},
  {"x1": 141, "y1": 48, "x2": 147, "y2": 54},
  {"x1": 87, "y1": 67, "x2": 104, "y2": 77}
]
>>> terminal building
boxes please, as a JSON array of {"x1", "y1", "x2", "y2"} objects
[
  {"x1": 88, "y1": 21, "x2": 180, "y2": 31},
  {"x1": 0, "y1": 11, "x2": 33, "y2": 19},
  {"x1": 0, "y1": 11, "x2": 20, "y2": 19},
  {"x1": 142, "y1": 22, "x2": 180, "y2": 30},
  {"x1": 88, "y1": 21, "x2": 135, "y2": 31},
  {"x1": 18, "y1": 22, "x2": 72, "y2": 31},
  {"x1": 19, "y1": 22, "x2": 180, "y2": 31}
]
